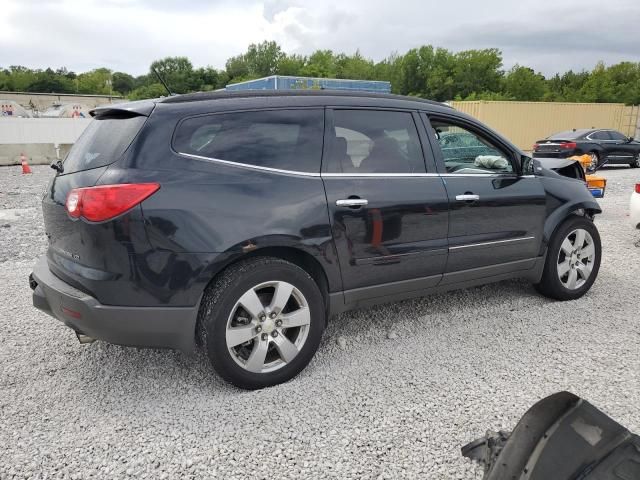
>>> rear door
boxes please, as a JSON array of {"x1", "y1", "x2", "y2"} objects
[
  {"x1": 423, "y1": 114, "x2": 546, "y2": 283},
  {"x1": 322, "y1": 108, "x2": 449, "y2": 304}
]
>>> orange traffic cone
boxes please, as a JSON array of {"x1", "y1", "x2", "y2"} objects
[{"x1": 21, "y1": 153, "x2": 32, "y2": 174}]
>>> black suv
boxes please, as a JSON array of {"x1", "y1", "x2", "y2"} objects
[
  {"x1": 31, "y1": 91, "x2": 602, "y2": 389},
  {"x1": 533, "y1": 128, "x2": 640, "y2": 170}
]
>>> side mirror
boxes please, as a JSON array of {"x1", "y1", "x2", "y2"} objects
[
  {"x1": 520, "y1": 155, "x2": 534, "y2": 175},
  {"x1": 628, "y1": 136, "x2": 635, "y2": 143}
]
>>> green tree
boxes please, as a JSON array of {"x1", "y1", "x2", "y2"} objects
[
  {"x1": 128, "y1": 83, "x2": 168, "y2": 100},
  {"x1": 504, "y1": 65, "x2": 547, "y2": 101},
  {"x1": 149, "y1": 56, "x2": 197, "y2": 93},
  {"x1": 452, "y1": 48, "x2": 503, "y2": 99},
  {"x1": 225, "y1": 54, "x2": 250, "y2": 81},
  {"x1": 244, "y1": 40, "x2": 284, "y2": 77},
  {"x1": 301, "y1": 50, "x2": 337, "y2": 78},
  {"x1": 277, "y1": 54, "x2": 306, "y2": 76},
  {"x1": 76, "y1": 68, "x2": 112, "y2": 94},
  {"x1": 335, "y1": 51, "x2": 374, "y2": 80},
  {"x1": 112, "y1": 72, "x2": 135, "y2": 95},
  {"x1": 579, "y1": 62, "x2": 614, "y2": 103}
]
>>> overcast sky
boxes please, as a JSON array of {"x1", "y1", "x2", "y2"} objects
[{"x1": 1, "y1": 0, "x2": 639, "y2": 77}]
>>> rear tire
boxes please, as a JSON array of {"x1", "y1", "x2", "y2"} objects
[
  {"x1": 534, "y1": 216, "x2": 601, "y2": 301},
  {"x1": 197, "y1": 257, "x2": 325, "y2": 390}
]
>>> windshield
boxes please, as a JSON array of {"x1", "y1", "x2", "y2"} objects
[{"x1": 62, "y1": 116, "x2": 146, "y2": 174}]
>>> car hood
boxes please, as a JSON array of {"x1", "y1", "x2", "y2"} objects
[{"x1": 532, "y1": 157, "x2": 586, "y2": 181}]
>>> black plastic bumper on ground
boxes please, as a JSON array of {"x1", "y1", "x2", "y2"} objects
[{"x1": 30, "y1": 256, "x2": 199, "y2": 352}]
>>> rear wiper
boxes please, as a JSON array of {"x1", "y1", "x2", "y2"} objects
[{"x1": 50, "y1": 160, "x2": 64, "y2": 173}]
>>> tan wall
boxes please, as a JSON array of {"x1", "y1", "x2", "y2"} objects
[
  {"x1": 450, "y1": 101, "x2": 640, "y2": 151},
  {"x1": 0, "y1": 91, "x2": 124, "y2": 113}
]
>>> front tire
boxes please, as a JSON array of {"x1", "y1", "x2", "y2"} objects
[
  {"x1": 630, "y1": 154, "x2": 640, "y2": 168},
  {"x1": 198, "y1": 257, "x2": 325, "y2": 390},
  {"x1": 587, "y1": 151, "x2": 599, "y2": 172},
  {"x1": 534, "y1": 216, "x2": 601, "y2": 301}
]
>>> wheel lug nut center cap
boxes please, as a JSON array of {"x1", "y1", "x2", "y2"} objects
[{"x1": 262, "y1": 319, "x2": 276, "y2": 334}]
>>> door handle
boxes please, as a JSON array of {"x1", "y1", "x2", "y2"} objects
[
  {"x1": 455, "y1": 194, "x2": 480, "y2": 202},
  {"x1": 336, "y1": 198, "x2": 368, "y2": 208}
]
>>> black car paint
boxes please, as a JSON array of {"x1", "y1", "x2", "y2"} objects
[
  {"x1": 533, "y1": 128, "x2": 640, "y2": 166},
  {"x1": 32, "y1": 91, "x2": 602, "y2": 351}
]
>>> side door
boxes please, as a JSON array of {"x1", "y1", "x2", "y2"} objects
[
  {"x1": 422, "y1": 114, "x2": 547, "y2": 284},
  {"x1": 322, "y1": 108, "x2": 449, "y2": 304},
  {"x1": 587, "y1": 130, "x2": 614, "y2": 161},
  {"x1": 606, "y1": 130, "x2": 636, "y2": 162}
]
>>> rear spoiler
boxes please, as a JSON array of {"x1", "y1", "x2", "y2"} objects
[{"x1": 90, "y1": 99, "x2": 156, "y2": 118}]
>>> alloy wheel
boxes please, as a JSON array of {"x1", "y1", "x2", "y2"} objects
[
  {"x1": 225, "y1": 281, "x2": 311, "y2": 373},
  {"x1": 556, "y1": 228, "x2": 596, "y2": 290},
  {"x1": 588, "y1": 152, "x2": 598, "y2": 171}
]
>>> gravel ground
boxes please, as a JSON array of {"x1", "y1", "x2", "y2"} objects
[{"x1": 1, "y1": 165, "x2": 639, "y2": 479}]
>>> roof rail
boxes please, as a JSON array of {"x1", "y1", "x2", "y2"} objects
[{"x1": 159, "y1": 89, "x2": 450, "y2": 108}]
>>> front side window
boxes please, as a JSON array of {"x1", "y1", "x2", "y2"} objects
[
  {"x1": 608, "y1": 130, "x2": 627, "y2": 141},
  {"x1": 325, "y1": 110, "x2": 424, "y2": 174},
  {"x1": 430, "y1": 120, "x2": 514, "y2": 174},
  {"x1": 173, "y1": 109, "x2": 324, "y2": 173}
]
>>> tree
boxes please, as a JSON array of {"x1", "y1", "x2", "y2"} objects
[
  {"x1": 452, "y1": 48, "x2": 503, "y2": 99},
  {"x1": 301, "y1": 50, "x2": 337, "y2": 78},
  {"x1": 112, "y1": 72, "x2": 135, "y2": 95},
  {"x1": 149, "y1": 56, "x2": 197, "y2": 93},
  {"x1": 244, "y1": 41, "x2": 284, "y2": 77},
  {"x1": 335, "y1": 51, "x2": 374, "y2": 80},
  {"x1": 76, "y1": 68, "x2": 112, "y2": 95},
  {"x1": 277, "y1": 54, "x2": 306, "y2": 76},
  {"x1": 225, "y1": 54, "x2": 250, "y2": 81},
  {"x1": 128, "y1": 83, "x2": 169, "y2": 100},
  {"x1": 504, "y1": 65, "x2": 547, "y2": 101}
]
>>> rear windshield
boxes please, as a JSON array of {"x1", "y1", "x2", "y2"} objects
[
  {"x1": 547, "y1": 130, "x2": 588, "y2": 140},
  {"x1": 62, "y1": 116, "x2": 146, "y2": 174}
]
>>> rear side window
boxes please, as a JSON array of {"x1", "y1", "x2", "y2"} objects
[
  {"x1": 63, "y1": 116, "x2": 146, "y2": 174},
  {"x1": 590, "y1": 131, "x2": 611, "y2": 140},
  {"x1": 324, "y1": 110, "x2": 424, "y2": 174},
  {"x1": 173, "y1": 109, "x2": 324, "y2": 173}
]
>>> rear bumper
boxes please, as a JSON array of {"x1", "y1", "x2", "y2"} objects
[{"x1": 30, "y1": 256, "x2": 199, "y2": 352}]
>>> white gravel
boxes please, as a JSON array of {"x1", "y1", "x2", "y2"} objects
[{"x1": 1, "y1": 165, "x2": 639, "y2": 479}]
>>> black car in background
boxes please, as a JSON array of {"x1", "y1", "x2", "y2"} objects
[
  {"x1": 30, "y1": 90, "x2": 602, "y2": 389},
  {"x1": 533, "y1": 128, "x2": 640, "y2": 170}
]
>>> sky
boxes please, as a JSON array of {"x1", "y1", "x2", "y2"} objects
[{"x1": 1, "y1": 0, "x2": 639, "y2": 77}]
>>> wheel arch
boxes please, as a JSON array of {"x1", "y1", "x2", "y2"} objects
[
  {"x1": 197, "y1": 246, "x2": 334, "y2": 334},
  {"x1": 542, "y1": 201, "x2": 601, "y2": 250}
]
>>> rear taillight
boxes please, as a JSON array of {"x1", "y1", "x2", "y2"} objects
[
  {"x1": 65, "y1": 183, "x2": 160, "y2": 222},
  {"x1": 635, "y1": 183, "x2": 640, "y2": 194},
  {"x1": 560, "y1": 142, "x2": 577, "y2": 149},
  {"x1": 533, "y1": 143, "x2": 540, "y2": 150}
]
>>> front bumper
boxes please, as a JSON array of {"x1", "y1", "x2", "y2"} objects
[
  {"x1": 30, "y1": 256, "x2": 199, "y2": 352},
  {"x1": 631, "y1": 192, "x2": 640, "y2": 229}
]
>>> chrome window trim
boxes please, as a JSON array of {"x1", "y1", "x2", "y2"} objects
[
  {"x1": 177, "y1": 152, "x2": 321, "y2": 177},
  {"x1": 178, "y1": 152, "x2": 538, "y2": 180},
  {"x1": 449, "y1": 236, "x2": 536, "y2": 251},
  {"x1": 585, "y1": 130, "x2": 616, "y2": 141},
  {"x1": 322, "y1": 172, "x2": 439, "y2": 178}
]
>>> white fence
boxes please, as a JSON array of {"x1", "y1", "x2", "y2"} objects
[
  {"x1": 0, "y1": 118, "x2": 92, "y2": 165},
  {"x1": 0, "y1": 118, "x2": 91, "y2": 144}
]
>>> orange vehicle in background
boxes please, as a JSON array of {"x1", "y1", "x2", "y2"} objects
[{"x1": 569, "y1": 154, "x2": 606, "y2": 198}]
